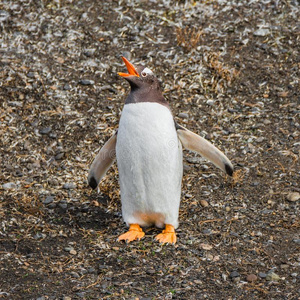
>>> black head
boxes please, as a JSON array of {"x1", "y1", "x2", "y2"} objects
[{"x1": 118, "y1": 56, "x2": 168, "y2": 106}]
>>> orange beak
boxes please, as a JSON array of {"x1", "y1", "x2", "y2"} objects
[{"x1": 118, "y1": 56, "x2": 140, "y2": 77}]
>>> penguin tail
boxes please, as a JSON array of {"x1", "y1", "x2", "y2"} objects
[{"x1": 133, "y1": 212, "x2": 165, "y2": 228}]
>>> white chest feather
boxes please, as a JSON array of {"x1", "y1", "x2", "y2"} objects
[{"x1": 116, "y1": 102, "x2": 183, "y2": 228}]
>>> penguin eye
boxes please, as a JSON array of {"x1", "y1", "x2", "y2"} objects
[{"x1": 141, "y1": 67, "x2": 153, "y2": 78}]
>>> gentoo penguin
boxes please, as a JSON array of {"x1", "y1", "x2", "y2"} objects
[{"x1": 88, "y1": 57, "x2": 233, "y2": 244}]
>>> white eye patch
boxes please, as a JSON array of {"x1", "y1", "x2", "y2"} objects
[{"x1": 141, "y1": 67, "x2": 153, "y2": 77}]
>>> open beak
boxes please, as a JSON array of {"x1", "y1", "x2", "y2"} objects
[{"x1": 118, "y1": 56, "x2": 140, "y2": 77}]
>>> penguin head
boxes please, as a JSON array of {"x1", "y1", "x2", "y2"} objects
[
  {"x1": 118, "y1": 56, "x2": 160, "y2": 91},
  {"x1": 118, "y1": 56, "x2": 167, "y2": 106}
]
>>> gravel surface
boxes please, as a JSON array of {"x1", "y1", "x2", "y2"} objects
[{"x1": 1, "y1": 1, "x2": 299, "y2": 299}]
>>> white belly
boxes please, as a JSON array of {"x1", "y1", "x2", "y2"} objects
[{"x1": 116, "y1": 102, "x2": 183, "y2": 228}]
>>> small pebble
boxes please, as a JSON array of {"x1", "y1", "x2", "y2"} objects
[
  {"x1": 63, "y1": 84, "x2": 71, "y2": 90},
  {"x1": 258, "y1": 272, "x2": 267, "y2": 278},
  {"x1": 43, "y1": 196, "x2": 54, "y2": 204},
  {"x1": 49, "y1": 132, "x2": 57, "y2": 139},
  {"x1": 79, "y1": 79, "x2": 95, "y2": 85},
  {"x1": 186, "y1": 157, "x2": 202, "y2": 164},
  {"x1": 206, "y1": 254, "x2": 214, "y2": 260},
  {"x1": 63, "y1": 183, "x2": 76, "y2": 190},
  {"x1": 39, "y1": 127, "x2": 52, "y2": 135},
  {"x1": 232, "y1": 276, "x2": 240, "y2": 283},
  {"x1": 8, "y1": 101, "x2": 22, "y2": 107},
  {"x1": 27, "y1": 71, "x2": 35, "y2": 78},
  {"x1": 83, "y1": 48, "x2": 96, "y2": 57},
  {"x1": 31, "y1": 160, "x2": 41, "y2": 168},
  {"x1": 99, "y1": 85, "x2": 116, "y2": 93},
  {"x1": 178, "y1": 112, "x2": 189, "y2": 119},
  {"x1": 88, "y1": 267, "x2": 96, "y2": 274},
  {"x1": 280, "y1": 264, "x2": 289, "y2": 269},
  {"x1": 287, "y1": 192, "x2": 300, "y2": 202},
  {"x1": 205, "y1": 133, "x2": 213, "y2": 140},
  {"x1": 206, "y1": 99, "x2": 214, "y2": 106},
  {"x1": 63, "y1": 297, "x2": 71, "y2": 300},
  {"x1": 14, "y1": 170, "x2": 23, "y2": 177},
  {"x1": 55, "y1": 152, "x2": 64, "y2": 160},
  {"x1": 254, "y1": 28, "x2": 270, "y2": 36},
  {"x1": 227, "y1": 108, "x2": 237, "y2": 113},
  {"x1": 0, "y1": 10, "x2": 10, "y2": 22},
  {"x1": 2, "y1": 182, "x2": 17, "y2": 190},
  {"x1": 225, "y1": 206, "x2": 231, "y2": 212},
  {"x1": 256, "y1": 137, "x2": 264, "y2": 143},
  {"x1": 34, "y1": 233, "x2": 46, "y2": 239},
  {"x1": 69, "y1": 249, "x2": 77, "y2": 255},
  {"x1": 200, "y1": 243, "x2": 213, "y2": 250},
  {"x1": 266, "y1": 272, "x2": 280, "y2": 281},
  {"x1": 200, "y1": 200, "x2": 209, "y2": 207},
  {"x1": 246, "y1": 274, "x2": 258, "y2": 282},
  {"x1": 213, "y1": 255, "x2": 220, "y2": 262},
  {"x1": 230, "y1": 271, "x2": 240, "y2": 278},
  {"x1": 183, "y1": 164, "x2": 191, "y2": 171},
  {"x1": 261, "y1": 209, "x2": 273, "y2": 214},
  {"x1": 59, "y1": 202, "x2": 67, "y2": 210},
  {"x1": 122, "y1": 51, "x2": 132, "y2": 60},
  {"x1": 70, "y1": 272, "x2": 80, "y2": 278},
  {"x1": 293, "y1": 239, "x2": 300, "y2": 245},
  {"x1": 48, "y1": 203, "x2": 57, "y2": 209}
]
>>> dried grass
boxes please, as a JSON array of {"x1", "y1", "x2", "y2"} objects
[
  {"x1": 176, "y1": 26, "x2": 203, "y2": 52},
  {"x1": 232, "y1": 169, "x2": 245, "y2": 186},
  {"x1": 203, "y1": 52, "x2": 240, "y2": 92}
]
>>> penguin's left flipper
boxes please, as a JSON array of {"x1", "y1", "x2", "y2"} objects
[
  {"x1": 176, "y1": 124, "x2": 234, "y2": 176},
  {"x1": 87, "y1": 131, "x2": 117, "y2": 190}
]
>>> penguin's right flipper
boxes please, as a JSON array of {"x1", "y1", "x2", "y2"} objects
[
  {"x1": 176, "y1": 123, "x2": 233, "y2": 176},
  {"x1": 87, "y1": 132, "x2": 117, "y2": 189}
]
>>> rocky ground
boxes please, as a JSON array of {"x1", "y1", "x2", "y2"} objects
[{"x1": 0, "y1": 0, "x2": 299, "y2": 299}]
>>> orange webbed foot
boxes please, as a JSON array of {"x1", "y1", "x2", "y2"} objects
[
  {"x1": 117, "y1": 224, "x2": 145, "y2": 243},
  {"x1": 155, "y1": 224, "x2": 176, "y2": 245}
]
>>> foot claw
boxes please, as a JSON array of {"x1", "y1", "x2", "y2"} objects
[
  {"x1": 117, "y1": 224, "x2": 145, "y2": 243},
  {"x1": 155, "y1": 224, "x2": 176, "y2": 245}
]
